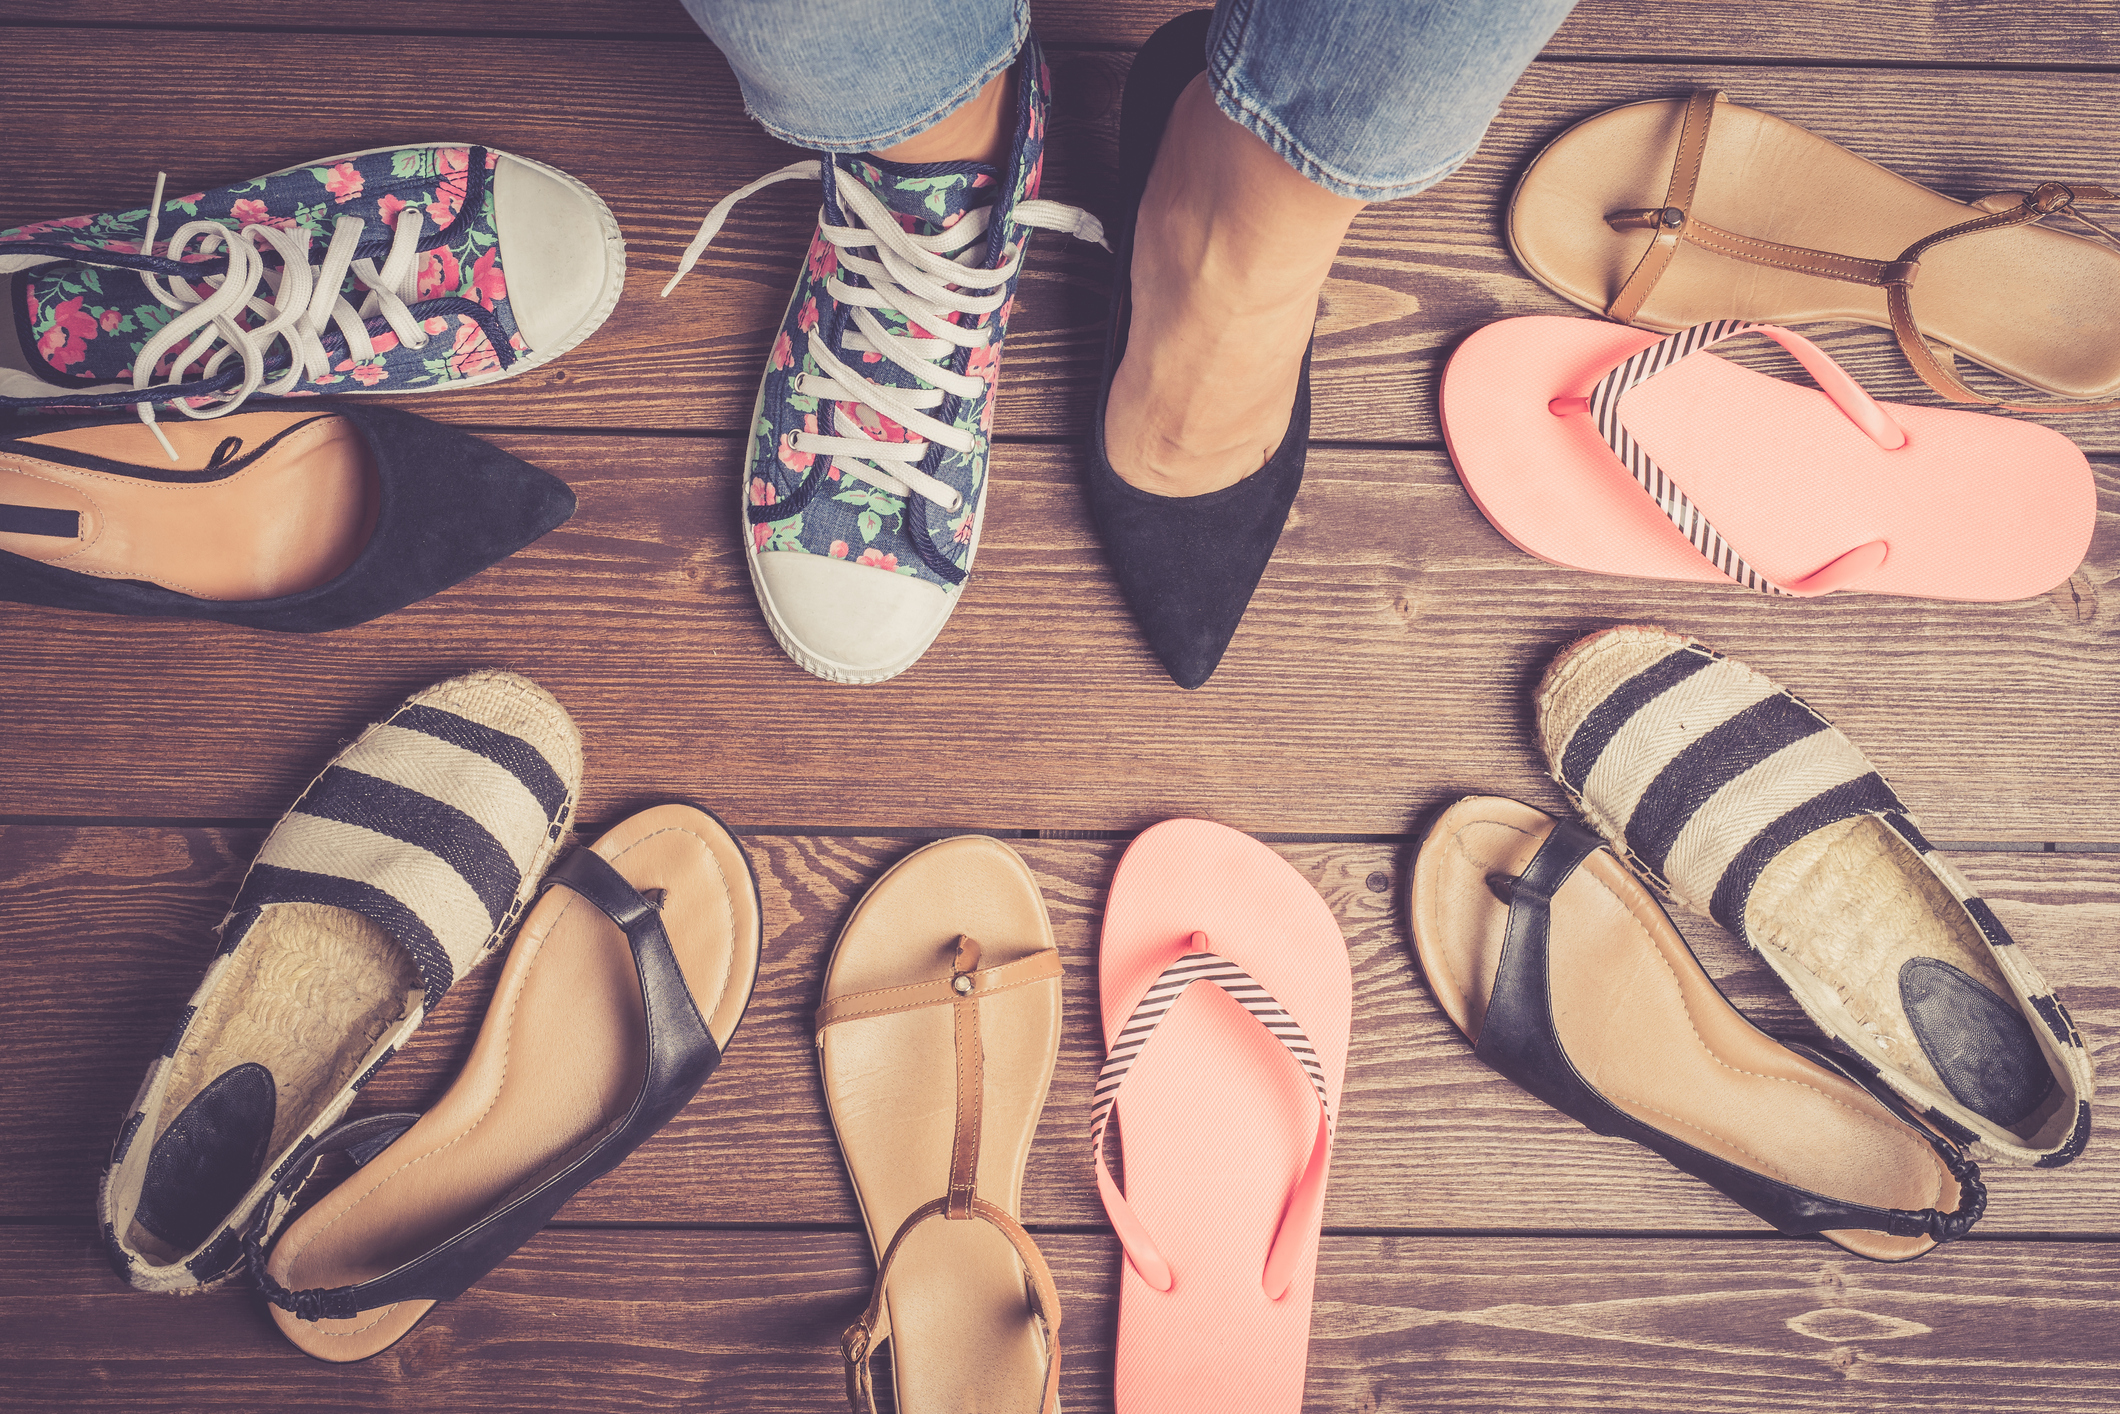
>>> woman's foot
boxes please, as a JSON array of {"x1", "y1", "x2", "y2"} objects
[{"x1": 1106, "y1": 75, "x2": 1364, "y2": 498}]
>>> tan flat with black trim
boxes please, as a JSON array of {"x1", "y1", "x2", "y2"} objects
[
  {"x1": 818, "y1": 835, "x2": 1064, "y2": 1414},
  {"x1": 1510, "y1": 89, "x2": 2120, "y2": 410}
]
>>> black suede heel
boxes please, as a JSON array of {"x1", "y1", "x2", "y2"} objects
[{"x1": 1086, "y1": 8, "x2": 1313, "y2": 690}]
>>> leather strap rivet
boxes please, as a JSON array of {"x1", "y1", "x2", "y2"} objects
[
  {"x1": 952, "y1": 974, "x2": 974, "y2": 995},
  {"x1": 1659, "y1": 206, "x2": 1686, "y2": 228}
]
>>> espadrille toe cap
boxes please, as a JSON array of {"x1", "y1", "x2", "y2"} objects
[{"x1": 403, "y1": 669, "x2": 586, "y2": 790}]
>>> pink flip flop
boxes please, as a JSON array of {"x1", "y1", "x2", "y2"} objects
[
  {"x1": 1440, "y1": 315, "x2": 2096, "y2": 601},
  {"x1": 1094, "y1": 819, "x2": 1352, "y2": 1414}
]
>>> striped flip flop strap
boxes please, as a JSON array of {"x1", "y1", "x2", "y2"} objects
[
  {"x1": 1584, "y1": 317, "x2": 1791, "y2": 596},
  {"x1": 1089, "y1": 943, "x2": 1334, "y2": 1174}
]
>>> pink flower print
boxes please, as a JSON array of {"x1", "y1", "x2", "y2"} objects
[
  {"x1": 849, "y1": 403, "x2": 910, "y2": 443},
  {"x1": 857, "y1": 548, "x2": 899, "y2": 571},
  {"x1": 416, "y1": 246, "x2": 462, "y2": 301},
  {"x1": 13, "y1": 213, "x2": 94, "y2": 237},
  {"x1": 421, "y1": 316, "x2": 450, "y2": 338},
  {"x1": 829, "y1": 540, "x2": 849, "y2": 559},
  {"x1": 749, "y1": 476, "x2": 777, "y2": 507},
  {"x1": 230, "y1": 198, "x2": 271, "y2": 227},
  {"x1": 98, "y1": 308, "x2": 123, "y2": 332},
  {"x1": 1024, "y1": 154, "x2": 1044, "y2": 200},
  {"x1": 796, "y1": 296, "x2": 819, "y2": 335},
  {"x1": 508, "y1": 330, "x2": 527, "y2": 353},
  {"x1": 953, "y1": 518, "x2": 974, "y2": 544},
  {"x1": 322, "y1": 162, "x2": 365, "y2": 204},
  {"x1": 345, "y1": 363, "x2": 389, "y2": 386},
  {"x1": 429, "y1": 148, "x2": 471, "y2": 225},
  {"x1": 377, "y1": 193, "x2": 409, "y2": 228},
  {"x1": 446, "y1": 314, "x2": 501, "y2": 378},
  {"x1": 805, "y1": 234, "x2": 838, "y2": 283},
  {"x1": 971, "y1": 172, "x2": 995, "y2": 190},
  {"x1": 369, "y1": 331, "x2": 401, "y2": 356},
  {"x1": 770, "y1": 329, "x2": 794, "y2": 371},
  {"x1": 777, "y1": 413, "x2": 819, "y2": 472},
  {"x1": 752, "y1": 523, "x2": 771, "y2": 550},
  {"x1": 467, "y1": 247, "x2": 507, "y2": 310},
  {"x1": 35, "y1": 295, "x2": 99, "y2": 371},
  {"x1": 861, "y1": 351, "x2": 881, "y2": 364},
  {"x1": 827, "y1": 464, "x2": 842, "y2": 481}
]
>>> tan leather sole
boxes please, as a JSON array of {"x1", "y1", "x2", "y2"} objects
[
  {"x1": 1510, "y1": 94, "x2": 2120, "y2": 401},
  {"x1": 819, "y1": 836, "x2": 1062, "y2": 1414},
  {"x1": 0, "y1": 410, "x2": 377, "y2": 599},
  {"x1": 263, "y1": 804, "x2": 762, "y2": 1361},
  {"x1": 1412, "y1": 797, "x2": 1965, "y2": 1263}
]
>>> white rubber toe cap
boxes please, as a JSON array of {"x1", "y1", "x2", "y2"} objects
[
  {"x1": 490, "y1": 154, "x2": 624, "y2": 357},
  {"x1": 752, "y1": 551, "x2": 956, "y2": 684}
]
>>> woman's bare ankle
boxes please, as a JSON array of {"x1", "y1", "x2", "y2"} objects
[{"x1": 874, "y1": 69, "x2": 1016, "y2": 168}]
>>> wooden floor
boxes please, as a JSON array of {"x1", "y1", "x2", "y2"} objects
[{"x1": 2, "y1": 2, "x2": 2117, "y2": 1409}]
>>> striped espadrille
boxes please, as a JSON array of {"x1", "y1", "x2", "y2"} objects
[
  {"x1": 99, "y1": 670, "x2": 583, "y2": 1293},
  {"x1": 1535, "y1": 625, "x2": 2093, "y2": 1167}
]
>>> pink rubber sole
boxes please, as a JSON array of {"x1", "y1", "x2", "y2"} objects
[
  {"x1": 1440, "y1": 316, "x2": 2095, "y2": 601},
  {"x1": 1099, "y1": 819, "x2": 1353, "y2": 1414}
]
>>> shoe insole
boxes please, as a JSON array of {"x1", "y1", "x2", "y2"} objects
[
  {"x1": 1748, "y1": 815, "x2": 2066, "y2": 1145},
  {"x1": 1, "y1": 410, "x2": 377, "y2": 599},
  {"x1": 129, "y1": 901, "x2": 419, "y2": 1266},
  {"x1": 1511, "y1": 95, "x2": 2120, "y2": 400},
  {"x1": 264, "y1": 807, "x2": 759, "y2": 1362},
  {"x1": 1415, "y1": 799, "x2": 1966, "y2": 1263}
]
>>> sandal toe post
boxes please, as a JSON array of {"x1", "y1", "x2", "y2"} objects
[
  {"x1": 819, "y1": 835, "x2": 1064, "y2": 1414},
  {"x1": 97, "y1": 669, "x2": 582, "y2": 1297},
  {"x1": 256, "y1": 802, "x2": 762, "y2": 1361},
  {"x1": 1413, "y1": 796, "x2": 1984, "y2": 1262},
  {"x1": 1535, "y1": 626, "x2": 2095, "y2": 1166}
]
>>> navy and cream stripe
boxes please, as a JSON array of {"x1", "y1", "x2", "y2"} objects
[
  {"x1": 1091, "y1": 946, "x2": 1333, "y2": 1169},
  {"x1": 1586, "y1": 319, "x2": 1789, "y2": 596},
  {"x1": 227, "y1": 690, "x2": 575, "y2": 1012}
]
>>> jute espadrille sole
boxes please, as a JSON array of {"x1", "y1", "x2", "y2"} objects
[
  {"x1": 99, "y1": 669, "x2": 584, "y2": 1292},
  {"x1": 1533, "y1": 625, "x2": 2093, "y2": 1167}
]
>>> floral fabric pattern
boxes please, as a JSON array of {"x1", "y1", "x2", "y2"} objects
[
  {"x1": 4, "y1": 146, "x2": 529, "y2": 405},
  {"x1": 743, "y1": 38, "x2": 1052, "y2": 593}
]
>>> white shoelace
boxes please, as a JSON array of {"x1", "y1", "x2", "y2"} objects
[
  {"x1": 125, "y1": 171, "x2": 434, "y2": 459},
  {"x1": 662, "y1": 160, "x2": 1106, "y2": 511}
]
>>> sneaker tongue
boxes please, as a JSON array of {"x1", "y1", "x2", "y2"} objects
[{"x1": 845, "y1": 155, "x2": 1002, "y2": 239}]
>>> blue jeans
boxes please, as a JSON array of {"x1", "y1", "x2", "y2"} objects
[{"x1": 681, "y1": 0, "x2": 1578, "y2": 200}]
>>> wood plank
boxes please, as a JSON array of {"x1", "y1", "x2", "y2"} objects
[
  {"x1": 6, "y1": 1225, "x2": 2120, "y2": 1412},
  {"x1": 1, "y1": 440, "x2": 2113, "y2": 835},
  {"x1": 5, "y1": 0, "x2": 2116, "y2": 66},
  {"x1": 7, "y1": 827, "x2": 2115, "y2": 1235},
  {"x1": 6, "y1": 36, "x2": 2120, "y2": 449}
]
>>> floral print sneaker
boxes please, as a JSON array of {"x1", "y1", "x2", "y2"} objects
[
  {"x1": 662, "y1": 35, "x2": 1103, "y2": 684},
  {"x1": 1, "y1": 145, "x2": 623, "y2": 456}
]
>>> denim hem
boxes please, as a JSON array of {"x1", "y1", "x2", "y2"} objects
[
  {"x1": 1206, "y1": 66, "x2": 1476, "y2": 201},
  {"x1": 744, "y1": 8, "x2": 1030, "y2": 155}
]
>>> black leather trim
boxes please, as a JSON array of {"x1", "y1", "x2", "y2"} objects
[
  {"x1": 251, "y1": 845, "x2": 727, "y2": 1322},
  {"x1": 137, "y1": 1062, "x2": 277, "y2": 1252},
  {"x1": 1468, "y1": 820, "x2": 1983, "y2": 1248}
]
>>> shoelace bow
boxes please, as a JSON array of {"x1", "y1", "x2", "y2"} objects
[
  {"x1": 662, "y1": 160, "x2": 1106, "y2": 512},
  {"x1": 126, "y1": 171, "x2": 435, "y2": 459}
]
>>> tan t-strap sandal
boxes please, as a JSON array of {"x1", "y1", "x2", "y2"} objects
[
  {"x1": 1510, "y1": 89, "x2": 2120, "y2": 410},
  {"x1": 817, "y1": 836, "x2": 1065, "y2": 1414}
]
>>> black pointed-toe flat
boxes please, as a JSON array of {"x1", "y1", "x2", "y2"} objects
[
  {"x1": 1087, "y1": 8, "x2": 1312, "y2": 690},
  {"x1": 0, "y1": 402, "x2": 574, "y2": 632}
]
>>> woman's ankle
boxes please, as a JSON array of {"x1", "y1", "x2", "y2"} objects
[{"x1": 874, "y1": 69, "x2": 1016, "y2": 168}]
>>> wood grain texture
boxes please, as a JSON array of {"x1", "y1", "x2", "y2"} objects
[
  {"x1": 6, "y1": 827, "x2": 2115, "y2": 1235},
  {"x1": 5, "y1": 36, "x2": 2119, "y2": 448},
  {"x1": 4, "y1": 0, "x2": 2116, "y2": 65},
  {"x1": 6, "y1": 1225, "x2": 2120, "y2": 1412},
  {"x1": 1, "y1": 440, "x2": 2112, "y2": 835}
]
